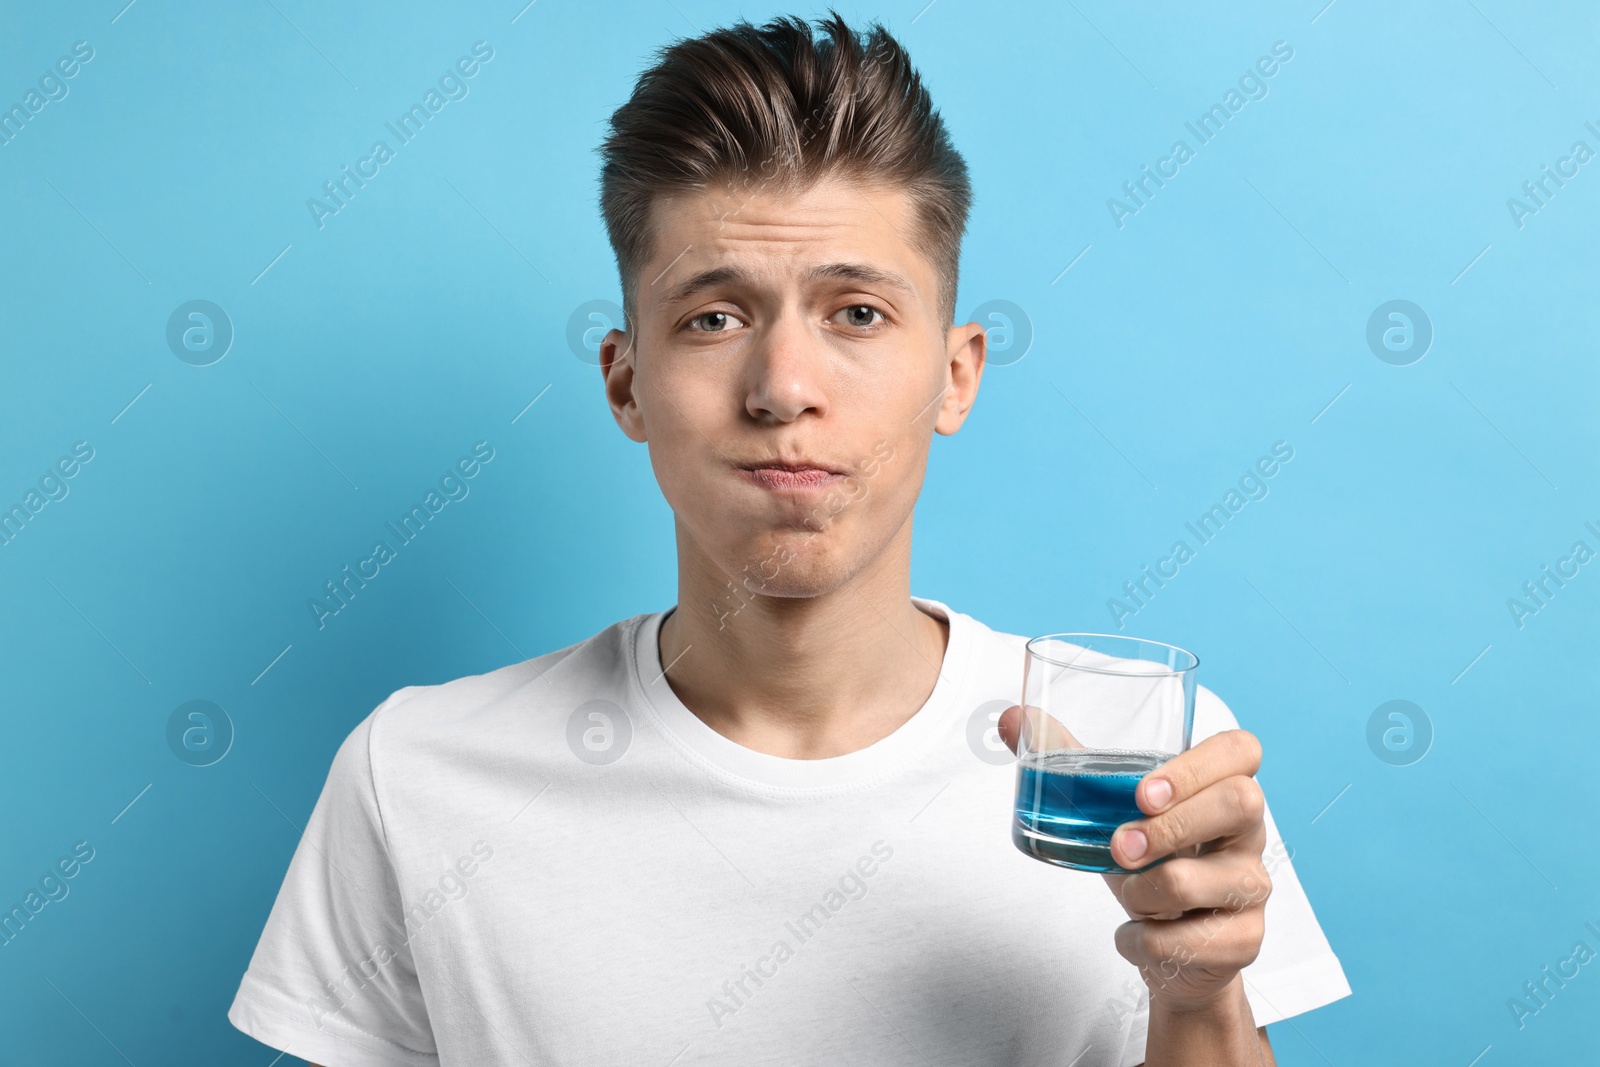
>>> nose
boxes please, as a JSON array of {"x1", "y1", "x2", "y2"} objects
[{"x1": 745, "y1": 309, "x2": 829, "y2": 424}]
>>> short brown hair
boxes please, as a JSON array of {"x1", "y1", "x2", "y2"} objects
[{"x1": 598, "y1": 11, "x2": 972, "y2": 329}]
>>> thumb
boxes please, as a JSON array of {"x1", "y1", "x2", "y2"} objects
[{"x1": 996, "y1": 705, "x2": 1083, "y2": 756}]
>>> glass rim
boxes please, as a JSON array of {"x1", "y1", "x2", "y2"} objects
[{"x1": 1024, "y1": 632, "x2": 1200, "y2": 676}]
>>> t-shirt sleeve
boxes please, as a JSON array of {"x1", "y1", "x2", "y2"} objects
[
  {"x1": 1118, "y1": 683, "x2": 1352, "y2": 1066},
  {"x1": 228, "y1": 691, "x2": 440, "y2": 1067}
]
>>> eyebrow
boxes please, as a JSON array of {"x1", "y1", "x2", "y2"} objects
[{"x1": 654, "y1": 261, "x2": 916, "y2": 309}]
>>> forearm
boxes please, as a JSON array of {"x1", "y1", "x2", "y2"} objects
[{"x1": 1142, "y1": 976, "x2": 1265, "y2": 1067}]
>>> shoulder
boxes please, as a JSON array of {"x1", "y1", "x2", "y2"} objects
[
  {"x1": 1193, "y1": 681, "x2": 1242, "y2": 744},
  {"x1": 350, "y1": 611, "x2": 652, "y2": 767}
]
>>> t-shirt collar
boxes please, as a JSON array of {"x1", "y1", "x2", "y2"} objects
[{"x1": 627, "y1": 595, "x2": 970, "y2": 793}]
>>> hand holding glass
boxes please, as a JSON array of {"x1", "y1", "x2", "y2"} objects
[{"x1": 1011, "y1": 633, "x2": 1198, "y2": 874}]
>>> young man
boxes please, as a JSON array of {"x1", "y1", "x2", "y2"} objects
[{"x1": 230, "y1": 13, "x2": 1349, "y2": 1065}]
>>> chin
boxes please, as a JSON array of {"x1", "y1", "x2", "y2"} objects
[{"x1": 715, "y1": 533, "x2": 853, "y2": 599}]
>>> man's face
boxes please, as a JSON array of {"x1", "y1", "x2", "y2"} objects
[{"x1": 600, "y1": 174, "x2": 986, "y2": 607}]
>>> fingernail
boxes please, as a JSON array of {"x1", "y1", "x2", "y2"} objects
[
  {"x1": 1145, "y1": 777, "x2": 1172, "y2": 811},
  {"x1": 1119, "y1": 828, "x2": 1147, "y2": 861}
]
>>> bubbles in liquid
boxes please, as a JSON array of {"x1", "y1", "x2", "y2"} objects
[{"x1": 1025, "y1": 748, "x2": 1172, "y2": 776}]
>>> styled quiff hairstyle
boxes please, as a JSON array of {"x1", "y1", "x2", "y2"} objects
[{"x1": 598, "y1": 11, "x2": 972, "y2": 330}]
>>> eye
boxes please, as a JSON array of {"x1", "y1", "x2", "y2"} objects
[
  {"x1": 835, "y1": 304, "x2": 886, "y2": 329},
  {"x1": 687, "y1": 310, "x2": 745, "y2": 333}
]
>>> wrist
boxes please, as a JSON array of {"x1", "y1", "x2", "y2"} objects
[
  {"x1": 1149, "y1": 973, "x2": 1248, "y2": 1016},
  {"x1": 1144, "y1": 976, "x2": 1262, "y2": 1067}
]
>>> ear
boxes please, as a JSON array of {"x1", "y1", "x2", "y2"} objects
[
  {"x1": 934, "y1": 319, "x2": 987, "y2": 436},
  {"x1": 600, "y1": 327, "x2": 647, "y2": 443}
]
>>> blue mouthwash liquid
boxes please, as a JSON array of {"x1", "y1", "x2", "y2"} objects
[{"x1": 1012, "y1": 748, "x2": 1174, "y2": 872}]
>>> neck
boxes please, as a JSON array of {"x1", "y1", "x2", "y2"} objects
[{"x1": 658, "y1": 517, "x2": 949, "y2": 759}]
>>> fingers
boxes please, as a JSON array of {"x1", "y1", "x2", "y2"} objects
[
  {"x1": 1107, "y1": 851, "x2": 1273, "y2": 921},
  {"x1": 1111, "y1": 771, "x2": 1266, "y2": 870},
  {"x1": 1133, "y1": 729, "x2": 1262, "y2": 818},
  {"x1": 996, "y1": 704, "x2": 1081, "y2": 756},
  {"x1": 1113, "y1": 905, "x2": 1267, "y2": 980}
]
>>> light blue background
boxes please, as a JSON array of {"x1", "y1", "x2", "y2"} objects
[{"x1": 1, "y1": 0, "x2": 1596, "y2": 1062}]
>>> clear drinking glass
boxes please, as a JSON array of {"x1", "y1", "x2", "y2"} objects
[{"x1": 1012, "y1": 633, "x2": 1199, "y2": 874}]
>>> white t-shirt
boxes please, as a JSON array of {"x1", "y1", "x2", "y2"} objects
[{"x1": 229, "y1": 596, "x2": 1350, "y2": 1066}]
